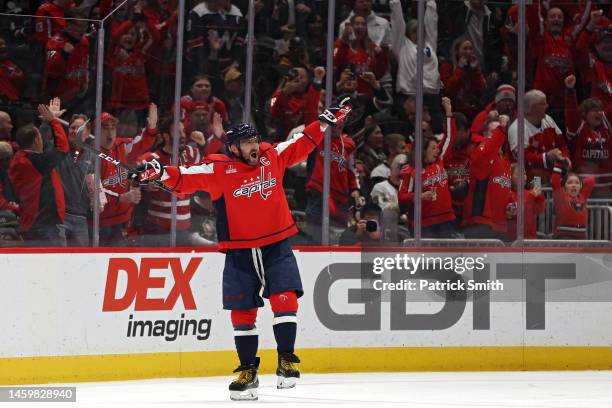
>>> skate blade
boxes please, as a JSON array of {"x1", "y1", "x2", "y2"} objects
[
  {"x1": 276, "y1": 376, "x2": 297, "y2": 389},
  {"x1": 230, "y1": 388, "x2": 258, "y2": 401}
]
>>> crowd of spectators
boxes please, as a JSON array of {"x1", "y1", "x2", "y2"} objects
[{"x1": 0, "y1": 0, "x2": 610, "y2": 246}]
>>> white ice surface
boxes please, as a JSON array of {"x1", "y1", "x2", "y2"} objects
[{"x1": 19, "y1": 371, "x2": 612, "y2": 408}]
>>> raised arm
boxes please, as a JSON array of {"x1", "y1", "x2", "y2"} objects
[
  {"x1": 389, "y1": 0, "x2": 406, "y2": 58},
  {"x1": 125, "y1": 103, "x2": 158, "y2": 163},
  {"x1": 424, "y1": 0, "x2": 438, "y2": 53},
  {"x1": 276, "y1": 98, "x2": 353, "y2": 169}
]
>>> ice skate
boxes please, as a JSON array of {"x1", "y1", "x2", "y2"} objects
[
  {"x1": 276, "y1": 352, "x2": 300, "y2": 389},
  {"x1": 229, "y1": 357, "x2": 259, "y2": 401}
]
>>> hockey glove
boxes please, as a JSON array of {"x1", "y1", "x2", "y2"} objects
[
  {"x1": 136, "y1": 159, "x2": 164, "y2": 185},
  {"x1": 318, "y1": 96, "x2": 353, "y2": 127}
]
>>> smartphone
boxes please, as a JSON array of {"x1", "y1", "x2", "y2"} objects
[{"x1": 533, "y1": 176, "x2": 541, "y2": 191}]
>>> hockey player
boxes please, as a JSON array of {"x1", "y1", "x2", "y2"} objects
[{"x1": 136, "y1": 98, "x2": 353, "y2": 401}]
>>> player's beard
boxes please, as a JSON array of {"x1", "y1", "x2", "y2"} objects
[{"x1": 240, "y1": 149, "x2": 259, "y2": 166}]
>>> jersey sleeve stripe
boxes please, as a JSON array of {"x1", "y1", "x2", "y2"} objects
[
  {"x1": 179, "y1": 162, "x2": 215, "y2": 175},
  {"x1": 275, "y1": 133, "x2": 304, "y2": 155}
]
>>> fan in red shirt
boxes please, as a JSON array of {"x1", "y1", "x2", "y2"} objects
[
  {"x1": 9, "y1": 99, "x2": 69, "y2": 246},
  {"x1": 551, "y1": 163, "x2": 595, "y2": 239},
  {"x1": 181, "y1": 75, "x2": 229, "y2": 125},
  {"x1": 144, "y1": 0, "x2": 177, "y2": 108},
  {"x1": 138, "y1": 118, "x2": 205, "y2": 245},
  {"x1": 107, "y1": 17, "x2": 159, "y2": 120},
  {"x1": 333, "y1": 14, "x2": 389, "y2": 97},
  {"x1": 42, "y1": 14, "x2": 90, "y2": 109},
  {"x1": 33, "y1": 0, "x2": 71, "y2": 47},
  {"x1": 0, "y1": 37, "x2": 25, "y2": 103},
  {"x1": 399, "y1": 97, "x2": 457, "y2": 238},
  {"x1": 443, "y1": 112, "x2": 483, "y2": 222},
  {"x1": 269, "y1": 66, "x2": 317, "y2": 141},
  {"x1": 471, "y1": 84, "x2": 516, "y2": 135},
  {"x1": 462, "y1": 113, "x2": 514, "y2": 240},
  {"x1": 98, "y1": 105, "x2": 158, "y2": 245},
  {"x1": 564, "y1": 74, "x2": 612, "y2": 197},
  {"x1": 575, "y1": 11, "x2": 612, "y2": 107},
  {"x1": 526, "y1": 0, "x2": 590, "y2": 127},
  {"x1": 305, "y1": 106, "x2": 363, "y2": 243},
  {"x1": 439, "y1": 37, "x2": 487, "y2": 122},
  {"x1": 182, "y1": 103, "x2": 227, "y2": 155},
  {"x1": 507, "y1": 163, "x2": 546, "y2": 241}
]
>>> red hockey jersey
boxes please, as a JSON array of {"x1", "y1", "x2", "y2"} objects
[
  {"x1": 444, "y1": 134, "x2": 483, "y2": 218},
  {"x1": 551, "y1": 167, "x2": 595, "y2": 238},
  {"x1": 575, "y1": 22, "x2": 611, "y2": 107},
  {"x1": 180, "y1": 95, "x2": 229, "y2": 124},
  {"x1": 0, "y1": 58, "x2": 25, "y2": 102},
  {"x1": 160, "y1": 121, "x2": 325, "y2": 250},
  {"x1": 440, "y1": 65, "x2": 487, "y2": 122},
  {"x1": 398, "y1": 117, "x2": 456, "y2": 227},
  {"x1": 100, "y1": 128, "x2": 157, "y2": 226},
  {"x1": 43, "y1": 32, "x2": 89, "y2": 103},
  {"x1": 306, "y1": 132, "x2": 360, "y2": 203},
  {"x1": 139, "y1": 145, "x2": 204, "y2": 231},
  {"x1": 107, "y1": 21, "x2": 157, "y2": 110},
  {"x1": 526, "y1": 0, "x2": 576, "y2": 108},
  {"x1": 565, "y1": 89, "x2": 612, "y2": 195},
  {"x1": 8, "y1": 120, "x2": 69, "y2": 233},
  {"x1": 462, "y1": 127, "x2": 514, "y2": 233},
  {"x1": 33, "y1": 2, "x2": 67, "y2": 46},
  {"x1": 507, "y1": 189, "x2": 546, "y2": 240},
  {"x1": 333, "y1": 39, "x2": 389, "y2": 96}
]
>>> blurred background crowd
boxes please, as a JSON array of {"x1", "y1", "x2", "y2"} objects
[{"x1": 0, "y1": 0, "x2": 610, "y2": 247}]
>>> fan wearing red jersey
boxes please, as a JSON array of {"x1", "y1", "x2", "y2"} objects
[
  {"x1": 564, "y1": 74, "x2": 612, "y2": 197},
  {"x1": 305, "y1": 115, "x2": 362, "y2": 244},
  {"x1": 0, "y1": 37, "x2": 25, "y2": 103},
  {"x1": 137, "y1": 97, "x2": 352, "y2": 401},
  {"x1": 107, "y1": 18, "x2": 159, "y2": 119},
  {"x1": 398, "y1": 97, "x2": 458, "y2": 238},
  {"x1": 526, "y1": 0, "x2": 589, "y2": 127},
  {"x1": 42, "y1": 14, "x2": 90, "y2": 109},
  {"x1": 33, "y1": 0, "x2": 71, "y2": 47},
  {"x1": 575, "y1": 10, "x2": 611, "y2": 107},
  {"x1": 98, "y1": 104, "x2": 158, "y2": 245},
  {"x1": 551, "y1": 164, "x2": 595, "y2": 239},
  {"x1": 138, "y1": 118, "x2": 206, "y2": 245},
  {"x1": 507, "y1": 163, "x2": 546, "y2": 241},
  {"x1": 462, "y1": 113, "x2": 514, "y2": 240},
  {"x1": 443, "y1": 112, "x2": 483, "y2": 222}
]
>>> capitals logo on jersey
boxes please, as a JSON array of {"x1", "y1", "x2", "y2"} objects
[
  {"x1": 233, "y1": 166, "x2": 277, "y2": 200},
  {"x1": 493, "y1": 176, "x2": 512, "y2": 188},
  {"x1": 423, "y1": 166, "x2": 449, "y2": 187},
  {"x1": 104, "y1": 168, "x2": 130, "y2": 188}
]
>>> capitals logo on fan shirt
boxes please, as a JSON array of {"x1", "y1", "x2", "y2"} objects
[
  {"x1": 233, "y1": 166, "x2": 277, "y2": 200},
  {"x1": 493, "y1": 176, "x2": 512, "y2": 188},
  {"x1": 104, "y1": 168, "x2": 130, "y2": 188},
  {"x1": 423, "y1": 166, "x2": 449, "y2": 187}
]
